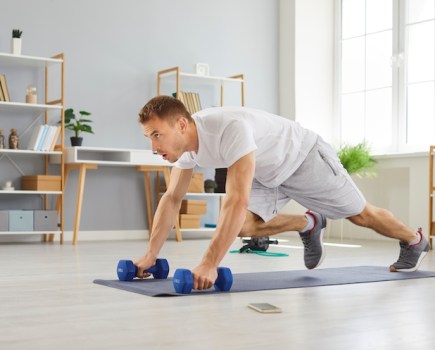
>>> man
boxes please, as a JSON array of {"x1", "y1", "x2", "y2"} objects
[{"x1": 134, "y1": 95, "x2": 430, "y2": 290}]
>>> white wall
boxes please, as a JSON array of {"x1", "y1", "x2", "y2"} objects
[{"x1": 0, "y1": 0, "x2": 279, "y2": 238}]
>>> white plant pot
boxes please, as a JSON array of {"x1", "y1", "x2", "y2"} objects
[{"x1": 11, "y1": 38, "x2": 22, "y2": 55}]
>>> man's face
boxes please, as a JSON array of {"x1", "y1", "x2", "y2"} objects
[{"x1": 141, "y1": 115, "x2": 186, "y2": 163}]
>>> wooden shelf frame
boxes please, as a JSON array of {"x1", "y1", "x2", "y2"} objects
[{"x1": 429, "y1": 146, "x2": 435, "y2": 247}]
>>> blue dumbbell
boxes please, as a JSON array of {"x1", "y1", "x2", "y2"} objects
[
  {"x1": 173, "y1": 267, "x2": 233, "y2": 294},
  {"x1": 117, "y1": 259, "x2": 169, "y2": 281}
]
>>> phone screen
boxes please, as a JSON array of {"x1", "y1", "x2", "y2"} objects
[{"x1": 248, "y1": 303, "x2": 282, "y2": 313}]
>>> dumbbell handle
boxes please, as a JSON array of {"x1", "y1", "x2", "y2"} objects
[{"x1": 142, "y1": 264, "x2": 158, "y2": 275}]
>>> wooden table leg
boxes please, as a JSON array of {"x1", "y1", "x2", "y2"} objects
[{"x1": 64, "y1": 163, "x2": 98, "y2": 245}]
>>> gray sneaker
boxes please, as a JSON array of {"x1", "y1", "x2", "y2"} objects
[
  {"x1": 299, "y1": 211, "x2": 327, "y2": 269},
  {"x1": 389, "y1": 229, "x2": 430, "y2": 272}
]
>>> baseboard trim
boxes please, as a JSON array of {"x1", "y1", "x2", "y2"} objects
[
  {"x1": 0, "y1": 230, "x2": 150, "y2": 243},
  {"x1": 0, "y1": 229, "x2": 217, "y2": 243}
]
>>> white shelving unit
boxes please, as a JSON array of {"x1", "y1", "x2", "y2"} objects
[
  {"x1": 0, "y1": 52, "x2": 65, "y2": 242},
  {"x1": 0, "y1": 149, "x2": 62, "y2": 155},
  {"x1": 160, "y1": 70, "x2": 245, "y2": 83},
  {"x1": 64, "y1": 147, "x2": 169, "y2": 166},
  {"x1": 0, "y1": 101, "x2": 62, "y2": 112},
  {"x1": 157, "y1": 66, "x2": 245, "y2": 107}
]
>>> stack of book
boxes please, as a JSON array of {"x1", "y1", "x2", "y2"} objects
[
  {"x1": 27, "y1": 124, "x2": 61, "y2": 151},
  {"x1": 0, "y1": 74, "x2": 10, "y2": 102},
  {"x1": 173, "y1": 91, "x2": 202, "y2": 114}
]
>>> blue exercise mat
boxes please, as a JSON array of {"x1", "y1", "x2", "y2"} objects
[{"x1": 93, "y1": 266, "x2": 435, "y2": 297}]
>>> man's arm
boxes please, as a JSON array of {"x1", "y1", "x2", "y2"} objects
[
  {"x1": 192, "y1": 151, "x2": 255, "y2": 289},
  {"x1": 134, "y1": 167, "x2": 194, "y2": 275}
]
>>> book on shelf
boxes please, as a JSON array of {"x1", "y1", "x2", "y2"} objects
[
  {"x1": 192, "y1": 92, "x2": 202, "y2": 112},
  {"x1": 0, "y1": 79, "x2": 4, "y2": 101},
  {"x1": 173, "y1": 91, "x2": 202, "y2": 114},
  {"x1": 27, "y1": 125, "x2": 61, "y2": 151},
  {"x1": 0, "y1": 74, "x2": 10, "y2": 102}
]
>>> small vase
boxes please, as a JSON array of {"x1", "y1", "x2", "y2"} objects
[
  {"x1": 70, "y1": 137, "x2": 83, "y2": 147},
  {"x1": 11, "y1": 38, "x2": 21, "y2": 55},
  {"x1": 26, "y1": 85, "x2": 37, "y2": 104},
  {"x1": 0, "y1": 129, "x2": 5, "y2": 149},
  {"x1": 9, "y1": 128, "x2": 19, "y2": 149}
]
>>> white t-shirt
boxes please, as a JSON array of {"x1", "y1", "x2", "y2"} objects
[{"x1": 175, "y1": 107, "x2": 318, "y2": 188}]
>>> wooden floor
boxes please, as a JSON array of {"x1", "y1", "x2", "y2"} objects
[{"x1": 1, "y1": 236, "x2": 435, "y2": 350}]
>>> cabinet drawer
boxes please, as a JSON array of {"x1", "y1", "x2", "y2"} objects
[
  {"x1": 34, "y1": 210, "x2": 58, "y2": 231},
  {"x1": 9, "y1": 210, "x2": 33, "y2": 231},
  {"x1": 0, "y1": 211, "x2": 8, "y2": 231}
]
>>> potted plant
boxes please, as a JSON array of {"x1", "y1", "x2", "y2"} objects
[
  {"x1": 337, "y1": 141, "x2": 377, "y2": 178},
  {"x1": 62, "y1": 108, "x2": 94, "y2": 146},
  {"x1": 12, "y1": 29, "x2": 22, "y2": 55}
]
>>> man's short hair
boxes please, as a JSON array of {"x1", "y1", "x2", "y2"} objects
[{"x1": 139, "y1": 95, "x2": 192, "y2": 125}]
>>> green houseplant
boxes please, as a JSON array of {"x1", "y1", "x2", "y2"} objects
[
  {"x1": 62, "y1": 108, "x2": 94, "y2": 146},
  {"x1": 337, "y1": 142, "x2": 377, "y2": 178},
  {"x1": 12, "y1": 29, "x2": 22, "y2": 38}
]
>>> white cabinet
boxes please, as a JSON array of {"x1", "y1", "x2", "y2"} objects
[{"x1": 0, "y1": 53, "x2": 65, "y2": 242}]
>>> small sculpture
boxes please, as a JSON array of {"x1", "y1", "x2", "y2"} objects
[{"x1": 0, "y1": 129, "x2": 5, "y2": 148}]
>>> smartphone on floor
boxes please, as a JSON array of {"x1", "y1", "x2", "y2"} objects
[{"x1": 248, "y1": 303, "x2": 282, "y2": 313}]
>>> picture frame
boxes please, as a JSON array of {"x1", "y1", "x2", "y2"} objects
[{"x1": 195, "y1": 63, "x2": 210, "y2": 76}]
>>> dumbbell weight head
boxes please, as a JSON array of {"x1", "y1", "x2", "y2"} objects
[
  {"x1": 151, "y1": 259, "x2": 170, "y2": 279},
  {"x1": 117, "y1": 259, "x2": 170, "y2": 281},
  {"x1": 214, "y1": 267, "x2": 233, "y2": 291},
  {"x1": 173, "y1": 269, "x2": 194, "y2": 294},
  {"x1": 117, "y1": 260, "x2": 136, "y2": 281}
]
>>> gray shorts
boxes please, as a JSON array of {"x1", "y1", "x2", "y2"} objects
[{"x1": 248, "y1": 137, "x2": 366, "y2": 222}]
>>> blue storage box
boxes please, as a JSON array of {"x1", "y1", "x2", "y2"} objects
[
  {"x1": 34, "y1": 210, "x2": 58, "y2": 232},
  {"x1": 0, "y1": 211, "x2": 8, "y2": 231},
  {"x1": 9, "y1": 210, "x2": 34, "y2": 231}
]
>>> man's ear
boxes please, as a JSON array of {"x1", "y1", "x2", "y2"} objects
[{"x1": 178, "y1": 116, "x2": 188, "y2": 133}]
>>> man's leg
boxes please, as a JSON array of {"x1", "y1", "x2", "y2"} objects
[
  {"x1": 348, "y1": 202, "x2": 430, "y2": 272},
  {"x1": 239, "y1": 211, "x2": 307, "y2": 237},
  {"x1": 347, "y1": 202, "x2": 417, "y2": 242},
  {"x1": 239, "y1": 210, "x2": 327, "y2": 269}
]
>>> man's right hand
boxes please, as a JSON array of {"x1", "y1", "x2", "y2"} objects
[{"x1": 133, "y1": 254, "x2": 157, "y2": 278}]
